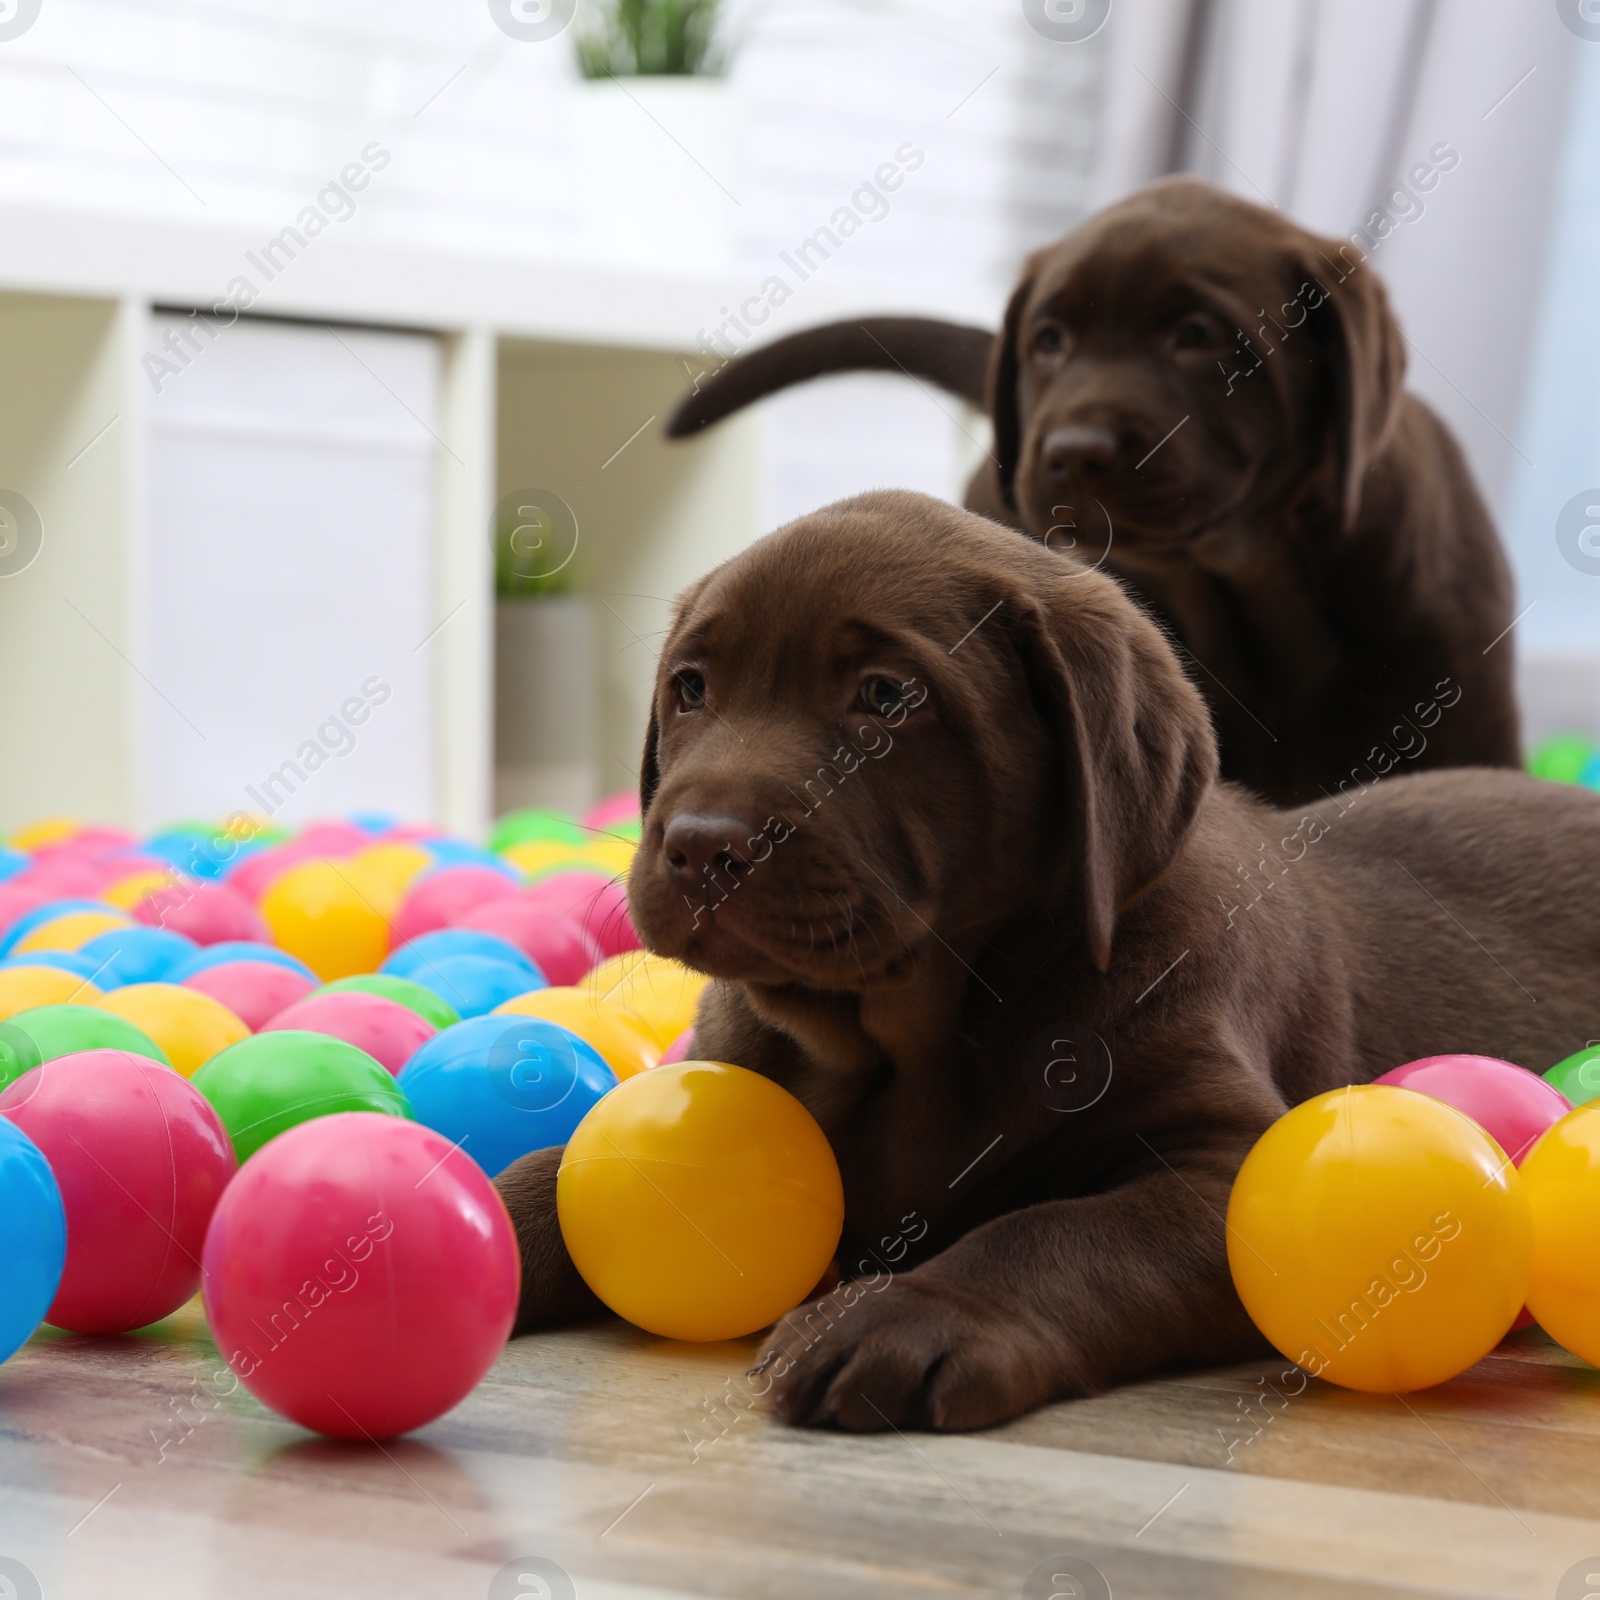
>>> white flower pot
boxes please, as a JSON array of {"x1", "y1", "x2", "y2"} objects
[
  {"x1": 494, "y1": 595, "x2": 598, "y2": 815},
  {"x1": 574, "y1": 77, "x2": 736, "y2": 274}
]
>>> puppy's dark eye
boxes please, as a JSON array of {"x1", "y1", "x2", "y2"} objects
[
  {"x1": 676, "y1": 671, "x2": 706, "y2": 710},
  {"x1": 859, "y1": 677, "x2": 913, "y2": 717},
  {"x1": 1030, "y1": 321, "x2": 1066, "y2": 358},
  {"x1": 1173, "y1": 314, "x2": 1220, "y2": 350}
]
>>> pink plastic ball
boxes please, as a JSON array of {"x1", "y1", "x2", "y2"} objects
[
  {"x1": 448, "y1": 899, "x2": 603, "y2": 987},
  {"x1": 134, "y1": 881, "x2": 269, "y2": 946},
  {"x1": 390, "y1": 866, "x2": 520, "y2": 950},
  {"x1": 524, "y1": 870, "x2": 640, "y2": 959},
  {"x1": 0, "y1": 1050, "x2": 236, "y2": 1333},
  {"x1": 263, "y1": 991, "x2": 435, "y2": 1076},
  {"x1": 202, "y1": 1113, "x2": 520, "y2": 1438},
  {"x1": 660, "y1": 1029, "x2": 695, "y2": 1064},
  {"x1": 582, "y1": 792, "x2": 640, "y2": 831},
  {"x1": 0, "y1": 882, "x2": 53, "y2": 939},
  {"x1": 298, "y1": 821, "x2": 370, "y2": 853},
  {"x1": 1374, "y1": 1054, "x2": 1572, "y2": 1165},
  {"x1": 12, "y1": 859, "x2": 105, "y2": 898},
  {"x1": 226, "y1": 839, "x2": 341, "y2": 903},
  {"x1": 183, "y1": 961, "x2": 317, "y2": 1032}
]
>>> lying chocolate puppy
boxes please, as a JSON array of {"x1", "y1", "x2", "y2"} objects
[
  {"x1": 494, "y1": 491, "x2": 1595, "y2": 1432},
  {"x1": 666, "y1": 177, "x2": 1521, "y2": 808}
]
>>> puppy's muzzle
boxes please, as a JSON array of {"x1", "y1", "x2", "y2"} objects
[{"x1": 661, "y1": 812, "x2": 757, "y2": 887}]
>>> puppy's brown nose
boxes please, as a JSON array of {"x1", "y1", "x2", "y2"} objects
[
  {"x1": 1042, "y1": 425, "x2": 1119, "y2": 480},
  {"x1": 661, "y1": 812, "x2": 756, "y2": 884}
]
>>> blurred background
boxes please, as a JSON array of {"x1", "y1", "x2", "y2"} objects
[{"x1": 0, "y1": 0, "x2": 1594, "y2": 835}]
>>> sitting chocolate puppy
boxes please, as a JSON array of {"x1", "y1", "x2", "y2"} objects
[
  {"x1": 666, "y1": 177, "x2": 1522, "y2": 808},
  {"x1": 495, "y1": 491, "x2": 1595, "y2": 1432}
]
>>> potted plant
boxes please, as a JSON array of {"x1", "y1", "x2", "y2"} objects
[{"x1": 571, "y1": 0, "x2": 735, "y2": 273}]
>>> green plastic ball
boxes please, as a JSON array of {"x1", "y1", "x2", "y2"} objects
[
  {"x1": 1, "y1": 1004, "x2": 170, "y2": 1087},
  {"x1": 1529, "y1": 734, "x2": 1595, "y2": 785},
  {"x1": 321, "y1": 974, "x2": 461, "y2": 1031},
  {"x1": 192, "y1": 1030, "x2": 413, "y2": 1163},
  {"x1": 1546, "y1": 1045, "x2": 1600, "y2": 1107},
  {"x1": 488, "y1": 808, "x2": 586, "y2": 853}
]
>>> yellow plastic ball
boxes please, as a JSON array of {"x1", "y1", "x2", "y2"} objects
[
  {"x1": 8, "y1": 817, "x2": 81, "y2": 851},
  {"x1": 1227, "y1": 1085, "x2": 1530, "y2": 1392},
  {"x1": 1519, "y1": 1106, "x2": 1600, "y2": 1363},
  {"x1": 13, "y1": 909, "x2": 132, "y2": 954},
  {"x1": 494, "y1": 986, "x2": 659, "y2": 1080},
  {"x1": 500, "y1": 840, "x2": 582, "y2": 880},
  {"x1": 96, "y1": 983, "x2": 250, "y2": 1078},
  {"x1": 573, "y1": 838, "x2": 636, "y2": 879},
  {"x1": 102, "y1": 869, "x2": 184, "y2": 912},
  {"x1": 583, "y1": 951, "x2": 706, "y2": 1048},
  {"x1": 346, "y1": 842, "x2": 435, "y2": 920},
  {"x1": 558, "y1": 1060, "x2": 844, "y2": 1341},
  {"x1": 0, "y1": 966, "x2": 100, "y2": 1022},
  {"x1": 260, "y1": 858, "x2": 389, "y2": 981}
]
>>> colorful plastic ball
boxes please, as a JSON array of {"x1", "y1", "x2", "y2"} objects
[
  {"x1": 77, "y1": 925, "x2": 198, "y2": 988},
  {"x1": 1521, "y1": 1105, "x2": 1600, "y2": 1363},
  {"x1": 1, "y1": 949, "x2": 102, "y2": 980},
  {"x1": 321, "y1": 973, "x2": 460, "y2": 1031},
  {"x1": 202, "y1": 1112, "x2": 518, "y2": 1438},
  {"x1": 35, "y1": 824, "x2": 137, "y2": 858},
  {"x1": 500, "y1": 840, "x2": 583, "y2": 880},
  {"x1": 8, "y1": 817, "x2": 82, "y2": 852},
  {"x1": 0, "y1": 846, "x2": 27, "y2": 884},
  {"x1": 2, "y1": 1004, "x2": 169, "y2": 1084},
  {"x1": 261, "y1": 860, "x2": 389, "y2": 980},
  {"x1": 0, "y1": 1119, "x2": 66, "y2": 1362},
  {"x1": 1374, "y1": 1055, "x2": 1572, "y2": 1166},
  {"x1": 409, "y1": 954, "x2": 544, "y2": 1021},
  {"x1": 451, "y1": 898, "x2": 603, "y2": 987},
  {"x1": 389, "y1": 865, "x2": 521, "y2": 950},
  {"x1": 1545, "y1": 1045, "x2": 1600, "y2": 1108},
  {"x1": 660, "y1": 1029, "x2": 695, "y2": 1065},
  {"x1": 193, "y1": 1030, "x2": 412, "y2": 1164},
  {"x1": 12, "y1": 907, "x2": 131, "y2": 955},
  {"x1": 1582, "y1": 753, "x2": 1600, "y2": 792},
  {"x1": 572, "y1": 839, "x2": 636, "y2": 880},
  {"x1": 0, "y1": 883, "x2": 55, "y2": 941},
  {"x1": 584, "y1": 951, "x2": 707, "y2": 1049},
  {"x1": 523, "y1": 870, "x2": 637, "y2": 957},
  {"x1": 1, "y1": 1049, "x2": 236, "y2": 1333},
  {"x1": 102, "y1": 868, "x2": 186, "y2": 912},
  {"x1": 489, "y1": 808, "x2": 587, "y2": 853},
  {"x1": 96, "y1": 984, "x2": 250, "y2": 1078},
  {"x1": 1529, "y1": 733, "x2": 1594, "y2": 785},
  {"x1": 13, "y1": 857, "x2": 106, "y2": 897},
  {"x1": 345, "y1": 842, "x2": 435, "y2": 920},
  {"x1": 134, "y1": 880, "x2": 270, "y2": 946},
  {"x1": 582, "y1": 792, "x2": 641, "y2": 832},
  {"x1": 224, "y1": 839, "x2": 332, "y2": 902},
  {"x1": 423, "y1": 840, "x2": 521, "y2": 877},
  {"x1": 495, "y1": 986, "x2": 659, "y2": 1080},
  {"x1": 265, "y1": 991, "x2": 435, "y2": 1077},
  {"x1": 1226, "y1": 1085, "x2": 1531, "y2": 1392},
  {"x1": 167, "y1": 941, "x2": 316, "y2": 983},
  {"x1": 558, "y1": 1060, "x2": 844, "y2": 1340},
  {"x1": 182, "y1": 960, "x2": 317, "y2": 1032},
  {"x1": 382, "y1": 929, "x2": 540, "y2": 984},
  {"x1": 399, "y1": 1015, "x2": 616, "y2": 1176},
  {"x1": 0, "y1": 899, "x2": 121, "y2": 955},
  {"x1": 0, "y1": 966, "x2": 100, "y2": 1023}
]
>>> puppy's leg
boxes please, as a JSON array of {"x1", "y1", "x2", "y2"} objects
[
  {"x1": 492, "y1": 1146, "x2": 605, "y2": 1335},
  {"x1": 757, "y1": 1150, "x2": 1270, "y2": 1431}
]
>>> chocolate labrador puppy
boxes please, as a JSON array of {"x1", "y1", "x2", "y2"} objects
[
  {"x1": 666, "y1": 177, "x2": 1521, "y2": 808},
  {"x1": 493, "y1": 491, "x2": 1598, "y2": 1432}
]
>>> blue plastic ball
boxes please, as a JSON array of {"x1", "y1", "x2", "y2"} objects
[
  {"x1": 165, "y1": 941, "x2": 317, "y2": 983},
  {"x1": 0, "y1": 900, "x2": 116, "y2": 957},
  {"x1": 423, "y1": 840, "x2": 521, "y2": 878},
  {"x1": 383, "y1": 929, "x2": 541, "y2": 983},
  {"x1": 409, "y1": 955, "x2": 545, "y2": 1020},
  {"x1": 398, "y1": 1015, "x2": 616, "y2": 1177},
  {"x1": 78, "y1": 926, "x2": 198, "y2": 988},
  {"x1": 1580, "y1": 753, "x2": 1600, "y2": 792},
  {"x1": 0, "y1": 846, "x2": 27, "y2": 884},
  {"x1": 0, "y1": 950, "x2": 102, "y2": 981},
  {"x1": 0, "y1": 1119, "x2": 67, "y2": 1362}
]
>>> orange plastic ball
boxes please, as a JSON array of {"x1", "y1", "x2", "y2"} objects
[
  {"x1": 260, "y1": 859, "x2": 389, "y2": 981},
  {"x1": 494, "y1": 986, "x2": 658, "y2": 1080},
  {"x1": 1521, "y1": 1105, "x2": 1600, "y2": 1363}
]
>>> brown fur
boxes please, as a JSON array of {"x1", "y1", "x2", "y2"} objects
[
  {"x1": 494, "y1": 492, "x2": 1592, "y2": 1432},
  {"x1": 666, "y1": 177, "x2": 1522, "y2": 807}
]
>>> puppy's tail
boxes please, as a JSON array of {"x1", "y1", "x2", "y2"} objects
[{"x1": 665, "y1": 317, "x2": 994, "y2": 438}]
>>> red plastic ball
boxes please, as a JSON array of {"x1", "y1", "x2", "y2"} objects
[
  {"x1": 202, "y1": 1113, "x2": 519, "y2": 1438},
  {"x1": 450, "y1": 898, "x2": 602, "y2": 986},
  {"x1": 263, "y1": 990, "x2": 435, "y2": 1076},
  {"x1": 183, "y1": 961, "x2": 318, "y2": 1031},
  {"x1": 390, "y1": 866, "x2": 521, "y2": 949},
  {"x1": 134, "y1": 881, "x2": 269, "y2": 946},
  {"x1": 524, "y1": 871, "x2": 639, "y2": 957},
  {"x1": 0, "y1": 1049, "x2": 236, "y2": 1332},
  {"x1": 1374, "y1": 1054, "x2": 1572, "y2": 1165}
]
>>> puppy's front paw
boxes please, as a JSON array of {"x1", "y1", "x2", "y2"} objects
[
  {"x1": 492, "y1": 1146, "x2": 603, "y2": 1333},
  {"x1": 754, "y1": 1277, "x2": 1063, "y2": 1432}
]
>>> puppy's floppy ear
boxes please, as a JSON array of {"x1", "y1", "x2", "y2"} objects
[
  {"x1": 1008, "y1": 573, "x2": 1217, "y2": 972},
  {"x1": 639, "y1": 700, "x2": 662, "y2": 816},
  {"x1": 988, "y1": 269, "x2": 1037, "y2": 509},
  {"x1": 1297, "y1": 239, "x2": 1406, "y2": 526}
]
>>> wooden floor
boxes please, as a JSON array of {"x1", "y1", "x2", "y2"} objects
[{"x1": 3, "y1": 1308, "x2": 1600, "y2": 1599}]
